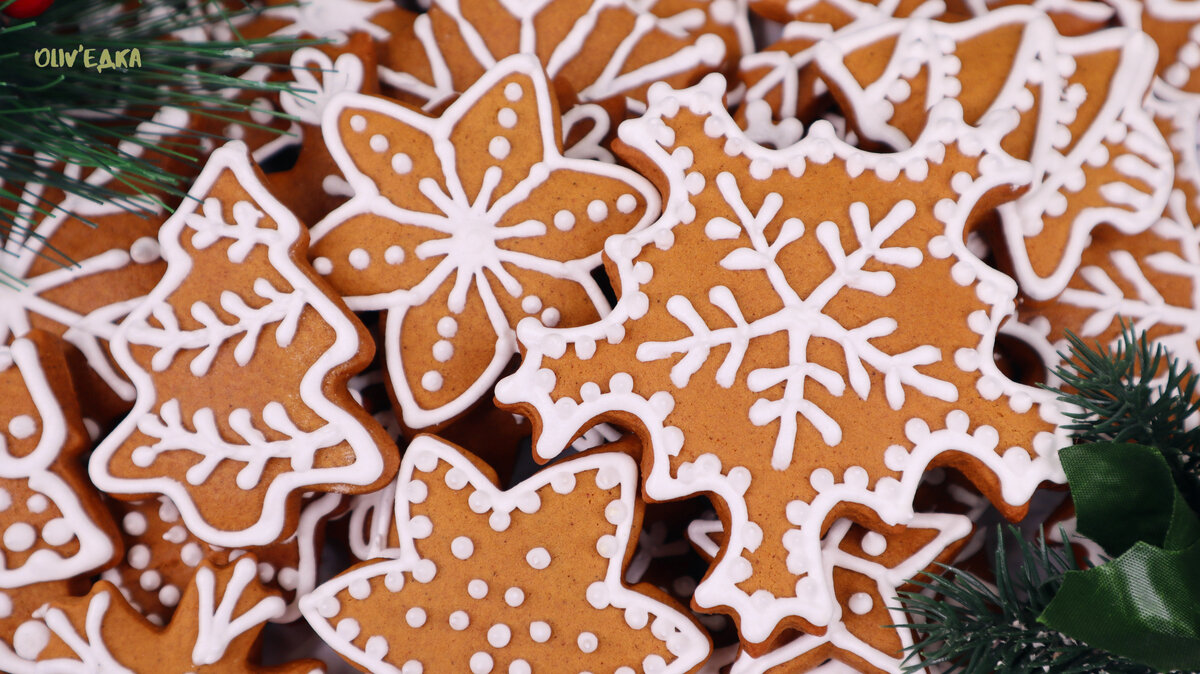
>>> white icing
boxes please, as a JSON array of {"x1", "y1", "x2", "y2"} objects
[
  {"x1": 309, "y1": 55, "x2": 659, "y2": 431},
  {"x1": 88, "y1": 142, "x2": 391, "y2": 548},
  {"x1": 493, "y1": 74, "x2": 1072, "y2": 646},
  {"x1": 0, "y1": 339, "x2": 117, "y2": 588},
  {"x1": 298, "y1": 436, "x2": 710, "y2": 672}
]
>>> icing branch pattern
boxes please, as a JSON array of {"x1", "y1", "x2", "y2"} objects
[
  {"x1": 1057, "y1": 191, "x2": 1200, "y2": 369},
  {"x1": 192, "y1": 559, "x2": 286, "y2": 666},
  {"x1": 91, "y1": 140, "x2": 395, "y2": 548},
  {"x1": 132, "y1": 399, "x2": 343, "y2": 490},
  {"x1": 126, "y1": 198, "x2": 308, "y2": 377},
  {"x1": 639, "y1": 180, "x2": 953, "y2": 469}
]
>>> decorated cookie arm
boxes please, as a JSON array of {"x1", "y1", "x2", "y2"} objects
[{"x1": 301, "y1": 435, "x2": 710, "y2": 673}]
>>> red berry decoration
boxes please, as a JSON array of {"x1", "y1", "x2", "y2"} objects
[{"x1": 3, "y1": 0, "x2": 53, "y2": 19}]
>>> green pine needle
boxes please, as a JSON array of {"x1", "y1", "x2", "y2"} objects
[
  {"x1": 896, "y1": 527, "x2": 1154, "y2": 674},
  {"x1": 1051, "y1": 321, "x2": 1200, "y2": 501},
  {"x1": 0, "y1": 0, "x2": 319, "y2": 266}
]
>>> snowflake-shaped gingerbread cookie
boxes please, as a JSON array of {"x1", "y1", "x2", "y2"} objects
[
  {"x1": 90, "y1": 141, "x2": 398, "y2": 548},
  {"x1": 308, "y1": 54, "x2": 660, "y2": 431},
  {"x1": 496, "y1": 75, "x2": 1068, "y2": 648},
  {"x1": 301, "y1": 435, "x2": 710, "y2": 673}
]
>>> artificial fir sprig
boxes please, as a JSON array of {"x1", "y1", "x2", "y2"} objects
[
  {"x1": 1053, "y1": 322, "x2": 1200, "y2": 501},
  {"x1": 896, "y1": 528, "x2": 1154, "y2": 674},
  {"x1": 0, "y1": 0, "x2": 315, "y2": 260}
]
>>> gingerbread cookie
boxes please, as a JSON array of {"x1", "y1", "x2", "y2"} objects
[
  {"x1": 694, "y1": 514, "x2": 971, "y2": 673},
  {"x1": 308, "y1": 54, "x2": 659, "y2": 432},
  {"x1": 374, "y1": 0, "x2": 742, "y2": 116},
  {"x1": 0, "y1": 332, "x2": 121, "y2": 588},
  {"x1": 9, "y1": 556, "x2": 323, "y2": 673},
  {"x1": 90, "y1": 141, "x2": 398, "y2": 548},
  {"x1": 496, "y1": 75, "x2": 1068, "y2": 651},
  {"x1": 813, "y1": 7, "x2": 1173, "y2": 299},
  {"x1": 303, "y1": 435, "x2": 710, "y2": 673},
  {"x1": 103, "y1": 492, "x2": 341, "y2": 625}
]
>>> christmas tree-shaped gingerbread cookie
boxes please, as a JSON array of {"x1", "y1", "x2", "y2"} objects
[{"x1": 91, "y1": 141, "x2": 398, "y2": 549}]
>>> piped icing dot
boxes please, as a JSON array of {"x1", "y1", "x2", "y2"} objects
[
  {"x1": 451, "y1": 536, "x2": 474, "y2": 560},
  {"x1": 26, "y1": 494, "x2": 47, "y2": 513},
  {"x1": 577, "y1": 631, "x2": 598, "y2": 653},
  {"x1": 433, "y1": 340, "x2": 454, "y2": 362},
  {"x1": 401, "y1": 661, "x2": 423, "y2": 674},
  {"x1": 489, "y1": 136, "x2": 511, "y2": 160},
  {"x1": 487, "y1": 623, "x2": 511, "y2": 648},
  {"x1": 41, "y1": 519, "x2": 72, "y2": 546},
  {"x1": 504, "y1": 587, "x2": 525, "y2": 607},
  {"x1": 587, "y1": 200, "x2": 608, "y2": 222},
  {"x1": 7, "y1": 415, "x2": 35, "y2": 440},
  {"x1": 370, "y1": 134, "x2": 389, "y2": 152},
  {"x1": 437, "y1": 317, "x2": 458, "y2": 338},
  {"x1": 849, "y1": 592, "x2": 874, "y2": 615},
  {"x1": 159, "y1": 585, "x2": 181, "y2": 607},
  {"x1": 521, "y1": 296, "x2": 542, "y2": 314},
  {"x1": 421, "y1": 371, "x2": 444, "y2": 392},
  {"x1": 529, "y1": 621, "x2": 551, "y2": 643},
  {"x1": 13, "y1": 621, "x2": 49, "y2": 659},
  {"x1": 392, "y1": 153, "x2": 413, "y2": 174},
  {"x1": 312, "y1": 257, "x2": 333, "y2": 275},
  {"x1": 525, "y1": 547, "x2": 550, "y2": 569},
  {"x1": 406, "y1": 607, "x2": 427, "y2": 627},
  {"x1": 616, "y1": 193, "x2": 637, "y2": 214},
  {"x1": 365, "y1": 635, "x2": 389, "y2": 659},
  {"x1": 861, "y1": 531, "x2": 887, "y2": 556},
  {"x1": 449, "y1": 610, "x2": 469, "y2": 630},
  {"x1": 350, "y1": 115, "x2": 367, "y2": 132},
  {"x1": 348, "y1": 248, "x2": 370, "y2": 270},
  {"x1": 468, "y1": 579, "x2": 489, "y2": 599},
  {"x1": 553, "y1": 210, "x2": 575, "y2": 231},
  {"x1": 385, "y1": 245, "x2": 405, "y2": 264},
  {"x1": 470, "y1": 651, "x2": 493, "y2": 674},
  {"x1": 130, "y1": 237, "x2": 162, "y2": 264},
  {"x1": 504, "y1": 82, "x2": 523, "y2": 101},
  {"x1": 508, "y1": 661, "x2": 531, "y2": 674},
  {"x1": 0, "y1": 592, "x2": 11, "y2": 619},
  {"x1": 140, "y1": 570, "x2": 162, "y2": 591},
  {"x1": 498, "y1": 108, "x2": 517, "y2": 128},
  {"x1": 180, "y1": 542, "x2": 203, "y2": 567},
  {"x1": 3, "y1": 523, "x2": 35, "y2": 552},
  {"x1": 123, "y1": 512, "x2": 147, "y2": 536}
]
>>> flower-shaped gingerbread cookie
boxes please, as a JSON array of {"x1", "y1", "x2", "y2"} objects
[
  {"x1": 0, "y1": 333, "x2": 120, "y2": 588},
  {"x1": 496, "y1": 75, "x2": 1069, "y2": 648},
  {"x1": 90, "y1": 141, "x2": 398, "y2": 548},
  {"x1": 308, "y1": 54, "x2": 659, "y2": 431},
  {"x1": 301, "y1": 435, "x2": 710, "y2": 673},
  {"x1": 5, "y1": 556, "x2": 322, "y2": 673},
  {"x1": 813, "y1": 7, "x2": 1174, "y2": 299}
]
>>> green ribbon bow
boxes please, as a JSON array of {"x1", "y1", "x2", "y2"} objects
[{"x1": 1038, "y1": 443, "x2": 1200, "y2": 671}]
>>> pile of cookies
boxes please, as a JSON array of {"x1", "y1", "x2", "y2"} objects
[{"x1": 2, "y1": 0, "x2": 1197, "y2": 671}]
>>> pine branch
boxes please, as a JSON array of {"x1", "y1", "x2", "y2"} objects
[
  {"x1": 1051, "y1": 321, "x2": 1200, "y2": 502},
  {"x1": 896, "y1": 527, "x2": 1155, "y2": 674},
  {"x1": 0, "y1": 0, "x2": 318, "y2": 264}
]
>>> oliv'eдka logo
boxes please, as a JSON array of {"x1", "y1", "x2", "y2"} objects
[{"x1": 34, "y1": 45, "x2": 142, "y2": 73}]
